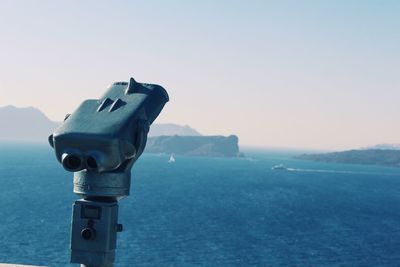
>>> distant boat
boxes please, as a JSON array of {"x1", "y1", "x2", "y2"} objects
[
  {"x1": 271, "y1": 164, "x2": 287, "y2": 170},
  {"x1": 168, "y1": 154, "x2": 176, "y2": 163}
]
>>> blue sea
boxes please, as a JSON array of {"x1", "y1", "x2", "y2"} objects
[{"x1": 1, "y1": 143, "x2": 400, "y2": 266}]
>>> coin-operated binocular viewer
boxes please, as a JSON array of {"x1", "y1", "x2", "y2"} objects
[{"x1": 49, "y1": 78, "x2": 169, "y2": 267}]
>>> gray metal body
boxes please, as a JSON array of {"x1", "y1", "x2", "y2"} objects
[{"x1": 49, "y1": 77, "x2": 169, "y2": 266}]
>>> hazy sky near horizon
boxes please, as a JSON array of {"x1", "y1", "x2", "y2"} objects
[{"x1": 0, "y1": 0, "x2": 399, "y2": 150}]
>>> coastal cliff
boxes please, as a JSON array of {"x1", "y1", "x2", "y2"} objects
[{"x1": 145, "y1": 135, "x2": 241, "y2": 157}]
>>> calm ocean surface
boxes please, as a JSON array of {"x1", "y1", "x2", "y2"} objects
[{"x1": 1, "y1": 143, "x2": 400, "y2": 266}]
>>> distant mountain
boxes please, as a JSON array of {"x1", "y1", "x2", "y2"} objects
[
  {"x1": 146, "y1": 135, "x2": 242, "y2": 157},
  {"x1": 0, "y1": 105, "x2": 200, "y2": 142},
  {"x1": 149, "y1": 123, "x2": 201, "y2": 137},
  {"x1": 296, "y1": 149, "x2": 400, "y2": 168},
  {"x1": 0, "y1": 106, "x2": 241, "y2": 157},
  {"x1": 0, "y1": 105, "x2": 58, "y2": 142}
]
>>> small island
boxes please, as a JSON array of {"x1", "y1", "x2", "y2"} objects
[
  {"x1": 145, "y1": 135, "x2": 241, "y2": 157},
  {"x1": 296, "y1": 149, "x2": 400, "y2": 168}
]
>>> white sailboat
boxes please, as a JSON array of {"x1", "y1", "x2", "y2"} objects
[{"x1": 168, "y1": 154, "x2": 176, "y2": 163}]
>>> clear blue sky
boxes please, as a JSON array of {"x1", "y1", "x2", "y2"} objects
[{"x1": 0, "y1": 0, "x2": 399, "y2": 149}]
